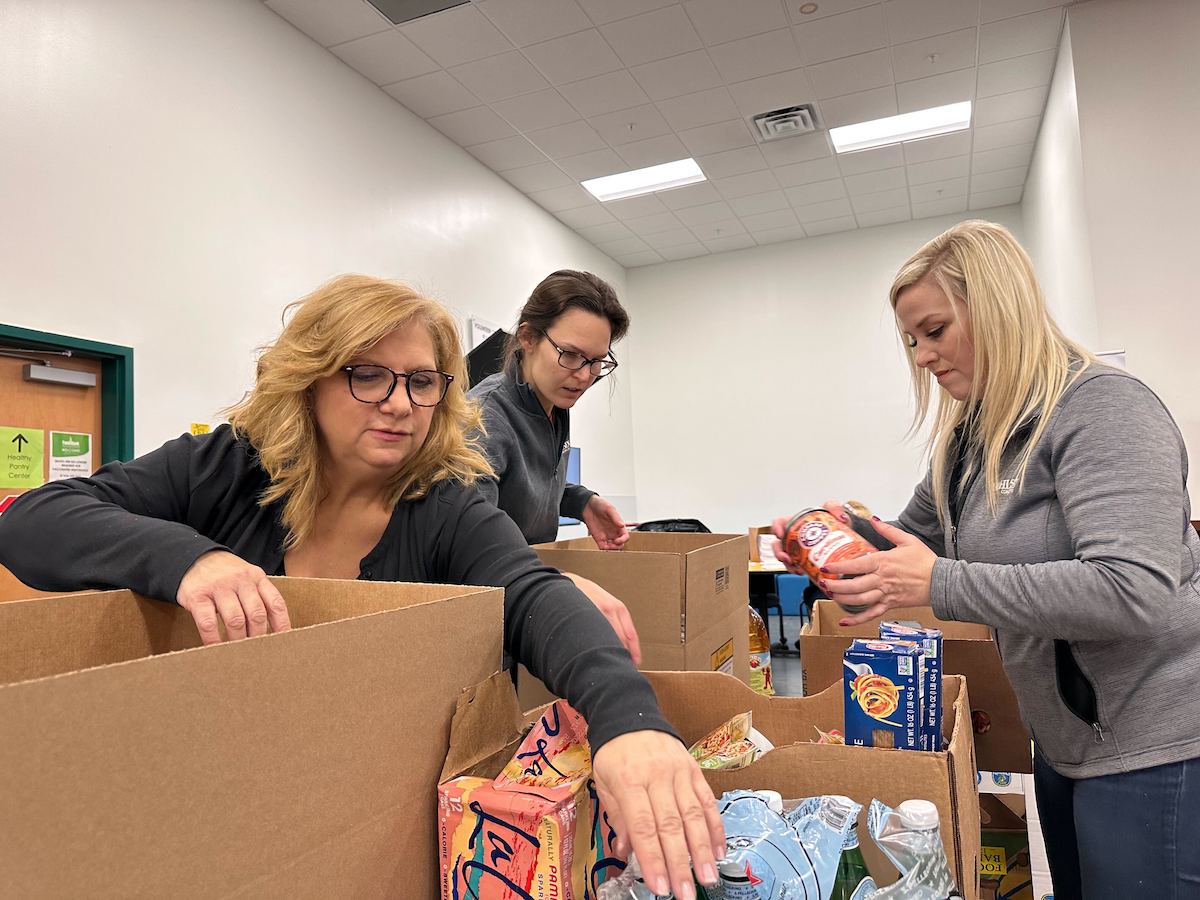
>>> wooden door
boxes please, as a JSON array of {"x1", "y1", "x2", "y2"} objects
[{"x1": 0, "y1": 353, "x2": 103, "y2": 602}]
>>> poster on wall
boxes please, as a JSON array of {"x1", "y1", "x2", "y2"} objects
[
  {"x1": 0, "y1": 426, "x2": 45, "y2": 489},
  {"x1": 467, "y1": 316, "x2": 499, "y2": 351},
  {"x1": 49, "y1": 431, "x2": 93, "y2": 481}
]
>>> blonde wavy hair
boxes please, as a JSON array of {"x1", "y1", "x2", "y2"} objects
[
  {"x1": 890, "y1": 221, "x2": 1095, "y2": 518},
  {"x1": 225, "y1": 275, "x2": 493, "y2": 548}
]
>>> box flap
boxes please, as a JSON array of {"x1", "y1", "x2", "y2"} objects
[
  {"x1": 439, "y1": 671, "x2": 524, "y2": 783},
  {"x1": 806, "y1": 600, "x2": 993, "y2": 640},
  {"x1": 682, "y1": 536, "x2": 746, "y2": 637}
]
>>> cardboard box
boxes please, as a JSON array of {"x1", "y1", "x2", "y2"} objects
[
  {"x1": 747, "y1": 524, "x2": 772, "y2": 562},
  {"x1": 645, "y1": 670, "x2": 983, "y2": 900},
  {"x1": 979, "y1": 795, "x2": 1034, "y2": 900},
  {"x1": 520, "y1": 533, "x2": 750, "y2": 710},
  {"x1": 0, "y1": 578, "x2": 505, "y2": 899},
  {"x1": 799, "y1": 600, "x2": 1031, "y2": 774}
]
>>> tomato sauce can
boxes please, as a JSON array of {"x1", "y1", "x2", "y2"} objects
[{"x1": 783, "y1": 508, "x2": 877, "y2": 614}]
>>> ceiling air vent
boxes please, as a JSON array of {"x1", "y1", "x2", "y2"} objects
[
  {"x1": 366, "y1": 0, "x2": 469, "y2": 25},
  {"x1": 750, "y1": 105, "x2": 819, "y2": 142}
]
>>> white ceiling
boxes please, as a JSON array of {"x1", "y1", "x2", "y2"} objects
[{"x1": 265, "y1": 0, "x2": 1074, "y2": 267}]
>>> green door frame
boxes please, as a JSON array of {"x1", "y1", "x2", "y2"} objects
[{"x1": 0, "y1": 324, "x2": 134, "y2": 464}]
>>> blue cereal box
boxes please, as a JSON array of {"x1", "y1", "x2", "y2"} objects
[
  {"x1": 843, "y1": 640, "x2": 922, "y2": 750},
  {"x1": 881, "y1": 622, "x2": 944, "y2": 752}
]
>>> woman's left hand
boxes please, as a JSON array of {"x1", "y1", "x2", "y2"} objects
[
  {"x1": 592, "y1": 730, "x2": 724, "y2": 899},
  {"x1": 582, "y1": 495, "x2": 630, "y2": 550},
  {"x1": 819, "y1": 518, "x2": 938, "y2": 626}
]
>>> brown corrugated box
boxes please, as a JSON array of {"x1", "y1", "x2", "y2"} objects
[
  {"x1": 0, "y1": 578, "x2": 504, "y2": 899},
  {"x1": 747, "y1": 524, "x2": 771, "y2": 562},
  {"x1": 799, "y1": 600, "x2": 1030, "y2": 774},
  {"x1": 518, "y1": 533, "x2": 750, "y2": 709}
]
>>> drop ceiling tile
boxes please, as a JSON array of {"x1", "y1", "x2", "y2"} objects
[
  {"x1": 675, "y1": 201, "x2": 738, "y2": 226},
  {"x1": 759, "y1": 132, "x2": 833, "y2": 167},
  {"x1": 558, "y1": 148, "x2": 629, "y2": 180},
  {"x1": 658, "y1": 242, "x2": 710, "y2": 260},
  {"x1": 740, "y1": 208, "x2": 800, "y2": 231},
  {"x1": 979, "y1": 8, "x2": 1064, "y2": 64},
  {"x1": 835, "y1": 144, "x2": 905, "y2": 175},
  {"x1": 972, "y1": 143, "x2": 1034, "y2": 174},
  {"x1": 751, "y1": 223, "x2": 809, "y2": 244},
  {"x1": 845, "y1": 166, "x2": 908, "y2": 195},
  {"x1": 605, "y1": 193, "x2": 670, "y2": 219},
  {"x1": 772, "y1": 156, "x2": 842, "y2": 186},
  {"x1": 785, "y1": 0, "x2": 879, "y2": 23},
  {"x1": 857, "y1": 206, "x2": 912, "y2": 227},
  {"x1": 331, "y1": 29, "x2": 439, "y2": 84},
  {"x1": 560, "y1": 70, "x2": 650, "y2": 117},
  {"x1": 555, "y1": 204, "x2": 618, "y2": 227},
  {"x1": 399, "y1": 5, "x2": 513, "y2": 68},
  {"x1": 977, "y1": 49, "x2": 1057, "y2": 98},
  {"x1": 793, "y1": 5, "x2": 887, "y2": 66},
  {"x1": 658, "y1": 181, "x2": 724, "y2": 209},
  {"x1": 493, "y1": 89, "x2": 580, "y2": 131},
  {"x1": 685, "y1": 0, "x2": 790, "y2": 45},
  {"x1": 808, "y1": 49, "x2": 896, "y2": 100},
  {"x1": 909, "y1": 176, "x2": 968, "y2": 203},
  {"x1": 713, "y1": 169, "x2": 781, "y2": 199},
  {"x1": 891, "y1": 28, "x2": 978, "y2": 83},
  {"x1": 883, "y1": 0, "x2": 982, "y2": 44},
  {"x1": 384, "y1": 71, "x2": 480, "y2": 118},
  {"x1": 450, "y1": 52, "x2": 550, "y2": 103},
  {"x1": 618, "y1": 134, "x2": 691, "y2": 168},
  {"x1": 969, "y1": 185, "x2": 1024, "y2": 208},
  {"x1": 971, "y1": 165, "x2": 1027, "y2": 192},
  {"x1": 696, "y1": 146, "x2": 769, "y2": 178},
  {"x1": 576, "y1": 0, "x2": 676, "y2": 25},
  {"x1": 476, "y1": 0, "x2": 592, "y2": 46},
  {"x1": 523, "y1": 29, "x2": 624, "y2": 84},
  {"x1": 428, "y1": 106, "x2": 517, "y2": 145},
  {"x1": 906, "y1": 154, "x2": 970, "y2": 184},
  {"x1": 624, "y1": 211, "x2": 685, "y2": 235},
  {"x1": 818, "y1": 86, "x2": 898, "y2": 129},
  {"x1": 266, "y1": 0, "x2": 390, "y2": 48},
  {"x1": 527, "y1": 120, "x2": 607, "y2": 158},
  {"x1": 896, "y1": 68, "x2": 976, "y2": 112},
  {"x1": 658, "y1": 88, "x2": 741, "y2": 132},
  {"x1": 727, "y1": 68, "x2": 817, "y2": 117},
  {"x1": 973, "y1": 85, "x2": 1048, "y2": 127},
  {"x1": 980, "y1": 0, "x2": 1067, "y2": 23},
  {"x1": 691, "y1": 218, "x2": 748, "y2": 240},
  {"x1": 803, "y1": 214, "x2": 858, "y2": 235},
  {"x1": 600, "y1": 6, "x2": 703, "y2": 67},
  {"x1": 576, "y1": 221, "x2": 637, "y2": 243},
  {"x1": 616, "y1": 250, "x2": 665, "y2": 267},
  {"x1": 912, "y1": 195, "x2": 969, "y2": 218},
  {"x1": 973, "y1": 116, "x2": 1040, "y2": 151},
  {"x1": 596, "y1": 235, "x2": 653, "y2": 255},
  {"x1": 851, "y1": 187, "x2": 910, "y2": 213},
  {"x1": 528, "y1": 183, "x2": 596, "y2": 210},
  {"x1": 645, "y1": 227, "x2": 700, "y2": 249},
  {"x1": 901, "y1": 130, "x2": 972, "y2": 164},
  {"x1": 785, "y1": 178, "x2": 847, "y2": 206},
  {"x1": 588, "y1": 103, "x2": 673, "y2": 145},
  {"x1": 679, "y1": 119, "x2": 756, "y2": 156},
  {"x1": 703, "y1": 233, "x2": 757, "y2": 253},
  {"x1": 501, "y1": 161, "x2": 575, "y2": 192},
  {"x1": 708, "y1": 30, "x2": 804, "y2": 85},
  {"x1": 630, "y1": 50, "x2": 725, "y2": 101},
  {"x1": 729, "y1": 190, "x2": 791, "y2": 215},
  {"x1": 466, "y1": 134, "x2": 550, "y2": 170}
]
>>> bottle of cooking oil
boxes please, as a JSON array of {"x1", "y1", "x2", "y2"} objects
[{"x1": 748, "y1": 606, "x2": 775, "y2": 696}]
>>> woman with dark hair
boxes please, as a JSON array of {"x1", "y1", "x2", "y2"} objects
[{"x1": 468, "y1": 270, "x2": 642, "y2": 661}]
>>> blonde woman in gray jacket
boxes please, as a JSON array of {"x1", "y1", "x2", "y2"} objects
[{"x1": 773, "y1": 221, "x2": 1200, "y2": 899}]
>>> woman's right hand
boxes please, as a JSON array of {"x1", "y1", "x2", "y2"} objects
[
  {"x1": 770, "y1": 500, "x2": 848, "y2": 573},
  {"x1": 176, "y1": 550, "x2": 292, "y2": 644}
]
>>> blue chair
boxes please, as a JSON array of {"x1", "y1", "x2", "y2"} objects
[{"x1": 775, "y1": 573, "x2": 811, "y2": 623}]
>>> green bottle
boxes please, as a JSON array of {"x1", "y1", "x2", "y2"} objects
[{"x1": 832, "y1": 821, "x2": 876, "y2": 900}]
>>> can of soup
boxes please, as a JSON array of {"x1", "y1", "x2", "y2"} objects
[{"x1": 783, "y1": 508, "x2": 877, "y2": 614}]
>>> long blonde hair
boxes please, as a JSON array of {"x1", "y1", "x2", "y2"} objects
[
  {"x1": 226, "y1": 274, "x2": 493, "y2": 547},
  {"x1": 890, "y1": 221, "x2": 1095, "y2": 518}
]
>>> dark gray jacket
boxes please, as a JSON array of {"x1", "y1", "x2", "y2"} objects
[
  {"x1": 467, "y1": 370, "x2": 595, "y2": 544},
  {"x1": 901, "y1": 364, "x2": 1200, "y2": 777}
]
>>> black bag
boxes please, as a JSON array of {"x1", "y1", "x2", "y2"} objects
[{"x1": 635, "y1": 518, "x2": 711, "y2": 533}]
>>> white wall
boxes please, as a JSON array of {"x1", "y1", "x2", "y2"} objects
[
  {"x1": 626, "y1": 208, "x2": 1025, "y2": 532},
  {"x1": 0, "y1": 0, "x2": 636, "y2": 509},
  {"x1": 1067, "y1": 0, "x2": 1200, "y2": 502},
  {"x1": 1022, "y1": 21, "x2": 1100, "y2": 349}
]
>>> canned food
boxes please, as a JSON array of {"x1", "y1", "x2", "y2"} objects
[{"x1": 783, "y1": 508, "x2": 877, "y2": 614}]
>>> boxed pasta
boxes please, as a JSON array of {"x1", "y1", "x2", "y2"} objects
[
  {"x1": 843, "y1": 639, "x2": 923, "y2": 750},
  {"x1": 882, "y1": 622, "x2": 945, "y2": 752}
]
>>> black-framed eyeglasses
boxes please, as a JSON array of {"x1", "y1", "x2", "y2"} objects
[
  {"x1": 341, "y1": 365, "x2": 453, "y2": 407},
  {"x1": 542, "y1": 332, "x2": 618, "y2": 378}
]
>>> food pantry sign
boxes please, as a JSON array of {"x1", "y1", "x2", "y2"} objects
[{"x1": 0, "y1": 426, "x2": 44, "y2": 490}]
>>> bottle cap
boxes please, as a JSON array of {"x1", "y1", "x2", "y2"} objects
[
  {"x1": 757, "y1": 790, "x2": 783, "y2": 814},
  {"x1": 897, "y1": 799, "x2": 939, "y2": 830}
]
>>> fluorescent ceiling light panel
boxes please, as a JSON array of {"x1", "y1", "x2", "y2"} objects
[
  {"x1": 581, "y1": 158, "x2": 706, "y2": 202},
  {"x1": 830, "y1": 101, "x2": 972, "y2": 154}
]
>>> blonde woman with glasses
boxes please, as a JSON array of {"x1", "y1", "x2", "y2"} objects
[
  {"x1": 772, "y1": 221, "x2": 1200, "y2": 899},
  {"x1": 0, "y1": 274, "x2": 723, "y2": 900}
]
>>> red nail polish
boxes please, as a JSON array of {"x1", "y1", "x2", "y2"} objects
[
  {"x1": 820, "y1": 566, "x2": 831, "y2": 574},
  {"x1": 871, "y1": 515, "x2": 881, "y2": 522}
]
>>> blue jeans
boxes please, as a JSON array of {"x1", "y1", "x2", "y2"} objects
[{"x1": 1033, "y1": 749, "x2": 1200, "y2": 899}]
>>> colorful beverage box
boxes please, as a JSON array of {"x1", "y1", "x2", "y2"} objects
[
  {"x1": 881, "y1": 621, "x2": 944, "y2": 752},
  {"x1": 843, "y1": 639, "x2": 922, "y2": 750},
  {"x1": 438, "y1": 700, "x2": 623, "y2": 900}
]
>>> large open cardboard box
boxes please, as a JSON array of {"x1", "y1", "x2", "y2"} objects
[
  {"x1": 519, "y1": 533, "x2": 750, "y2": 708},
  {"x1": 799, "y1": 600, "x2": 1030, "y2": 774},
  {"x1": 0, "y1": 578, "x2": 504, "y2": 899}
]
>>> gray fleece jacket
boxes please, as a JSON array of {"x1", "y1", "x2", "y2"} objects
[
  {"x1": 899, "y1": 364, "x2": 1200, "y2": 778},
  {"x1": 467, "y1": 370, "x2": 595, "y2": 545}
]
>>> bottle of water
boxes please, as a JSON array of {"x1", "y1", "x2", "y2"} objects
[{"x1": 831, "y1": 820, "x2": 876, "y2": 899}]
